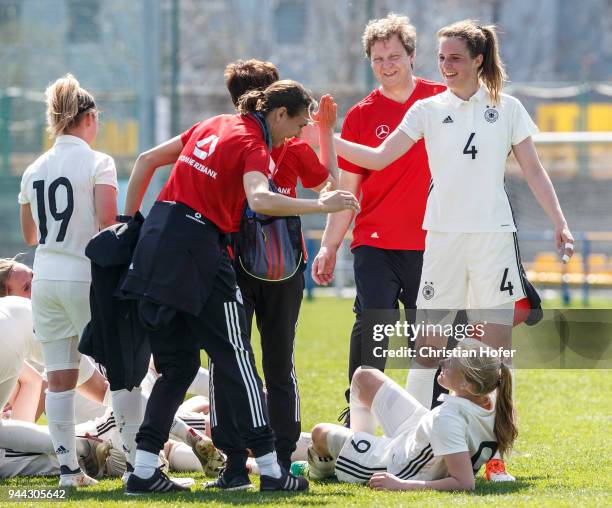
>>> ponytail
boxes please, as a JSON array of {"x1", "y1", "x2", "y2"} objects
[
  {"x1": 236, "y1": 79, "x2": 315, "y2": 118},
  {"x1": 438, "y1": 20, "x2": 507, "y2": 104},
  {"x1": 236, "y1": 89, "x2": 268, "y2": 115},
  {"x1": 494, "y1": 363, "x2": 518, "y2": 457},
  {"x1": 479, "y1": 25, "x2": 506, "y2": 105},
  {"x1": 45, "y1": 73, "x2": 96, "y2": 139}
]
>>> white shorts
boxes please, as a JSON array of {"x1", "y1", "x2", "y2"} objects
[
  {"x1": 334, "y1": 379, "x2": 427, "y2": 483},
  {"x1": 40, "y1": 336, "x2": 81, "y2": 372},
  {"x1": 0, "y1": 449, "x2": 59, "y2": 478},
  {"x1": 417, "y1": 232, "x2": 525, "y2": 309},
  {"x1": 31, "y1": 280, "x2": 91, "y2": 343}
]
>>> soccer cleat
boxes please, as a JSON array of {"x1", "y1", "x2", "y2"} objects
[
  {"x1": 202, "y1": 468, "x2": 254, "y2": 490},
  {"x1": 260, "y1": 466, "x2": 309, "y2": 492},
  {"x1": 188, "y1": 428, "x2": 226, "y2": 477},
  {"x1": 485, "y1": 458, "x2": 516, "y2": 482},
  {"x1": 125, "y1": 467, "x2": 190, "y2": 495},
  {"x1": 337, "y1": 406, "x2": 351, "y2": 428},
  {"x1": 77, "y1": 434, "x2": 112, "y2": 479},
  {"x1": 306, "y1": 445, "x2": 335, "y2": 480},
  {"x1": 59, "y1": 466, "x2": 98, "y2": 487}
]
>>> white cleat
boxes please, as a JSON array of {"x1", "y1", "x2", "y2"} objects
[
  {"x1": 78, "y1": 434, "x2": 112, "y2": 479},
  {"x1": 193, "y1": 434, "x2": 226, "y2": 477},
  {"x1": 59, "y1": 470, "x2": 99, "y2": 487}
]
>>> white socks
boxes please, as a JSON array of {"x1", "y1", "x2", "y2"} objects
[
  {"x1": 405, "y1": 364, "x2": 437, "y2": 409},
  {"x1": 255, "y1": 451, "x2": 282, "y2": 478},
  {"x1": 111, "y1": 387, "x2": 143, "y2": 467},
  {"x1": 349, "y1": 386, "x2": 377, "y2": 433},
  {"x1": 133, "y1": 449, "x2": 158, "y2": 479},
  {"x1": 46, "y1": 389, "x2": 79, "y2": 471},
  {"x1": 0, "y1": 420, "x2": 55, "y2": 454},
  {"x1": 187, "y1": 367, "x2": 210, "y2": 397}
]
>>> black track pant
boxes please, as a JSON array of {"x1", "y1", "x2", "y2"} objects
[
  {"x1": 348, "y1": 246, "x2": 423, "y2": 391},
  {"x1": 236, "y1": 271, "x2": 304, "y2": 469},
  {"x1": 136, "y1": 253, "x2": 274, "y2": 460}
]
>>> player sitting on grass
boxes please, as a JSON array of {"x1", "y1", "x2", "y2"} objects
[{"x1": 308, "y1": 338, "x2": 516, "y2": 491}]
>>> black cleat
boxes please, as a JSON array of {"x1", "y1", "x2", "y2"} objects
[
  {"x1": 125, "y1": 467, "x2": 190, "y2": 495},
  {"x1": 202, "y1": 468, "x2": 254, "y2": 491},
  {"x1": 260, "y1": 467, "x2": 309, "y2": 492},
  {"x1": 337, "y1": 406, "x2": 351, "y2": 428}
]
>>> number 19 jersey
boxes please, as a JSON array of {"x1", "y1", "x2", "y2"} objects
[
  {"x1": 399, "y1": 87, "x2": 538, "y2": 233},
  {"x1": 18, "y1": 135, "x2": 118, "y2": 282}
]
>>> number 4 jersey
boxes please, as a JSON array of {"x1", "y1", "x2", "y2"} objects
[
  {"x1": 398, "y1": 87, "x2": 538, "y2": 233},
  {"x1": 18, "y1": 135, "x2": 118, "y2": 282}
]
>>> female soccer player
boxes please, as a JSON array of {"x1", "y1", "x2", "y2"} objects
[
  {"x1": 309, "y1": 339, "x2": 516, "y2": 491},
  {"x1": 122, "y1": 79, "x2": 359, "y2": 494},
  {"x1": 18, "y1": 74, "x2": 118, "y2": 487},
  {"x1": 324, "y1": 19, "x2": 573, "y2": 481},
  {"x1": 223, "y1": 59, "x2": 338, "y2": 471}
]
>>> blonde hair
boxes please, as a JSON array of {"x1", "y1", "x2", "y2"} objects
[
  {"x1": 450, "y1": 339, "x2": 518, "y2": 458},
  {"x1": 362, "y1": 13, "x2": 416, "y2": 58},
  {"x1": 437, "y1": 20, "x2": 507, "y2": 104},
  {"x1": 45, "y1": 73, "x2": 96, "y2": 139},
  {"x1": 0, "y1": 258, "x2": 18, "y2": 297}
]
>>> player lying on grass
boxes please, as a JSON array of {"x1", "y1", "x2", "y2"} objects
[{"x1": 308, "y1": 339, "x2": 516, "y2": 491}]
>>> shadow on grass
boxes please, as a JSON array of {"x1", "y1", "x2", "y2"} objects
[{"x1": 471, "y1": 477, "x2": 543, "y2": 496}]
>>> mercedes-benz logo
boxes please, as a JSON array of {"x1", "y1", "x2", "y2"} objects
[{"x1": 375, "y1": 124, "x2": 390, "y2": 139}]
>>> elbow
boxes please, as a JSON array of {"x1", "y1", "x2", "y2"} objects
[
  {"x1": 22, "y1": 230, "x2": 37, "y2": 246},
  {"x1": 247, "y1": 193, "x2": 269, "y2": 214}
]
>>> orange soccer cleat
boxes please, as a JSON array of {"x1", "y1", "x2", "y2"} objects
[{"x1": 485, "y1": 458, "x2": 516, "y2": 482}]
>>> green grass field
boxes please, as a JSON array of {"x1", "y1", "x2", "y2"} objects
[{"x1": 1, "y1": 297, "x2": 611, "y2": 507}]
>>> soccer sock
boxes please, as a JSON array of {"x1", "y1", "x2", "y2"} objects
[
  {"x1": 349, "y1": 386, "x2": 376, "y2": 433},
  {"x1": 111, "y1": 387, "x2": 143, "y2": 467},
  {"x1": 46, "y1": 389, "x2": 79, "y2": 471},
  {"x1": 255, "y1": 451, "x2": 282, "y2": 478},
  {"x1": 291, "y1": 432, "x2": 312, "y2": 462},
  {"x1": 176, "y1": 411, "x2": 207, "y2": 434},
  {"x1": 405, "y1": 363, "x2": 437, "y2": 409},
  {"x1": 169, "y1": 417, "x2": 201, "y2": 446},
  {"x1": 133, "y1": 449, "x2": 159, "y2": 479},
  {"x1": 0, "y1": 420, "x2": 55, "y2": 454},
  {"x1": 140, "y1": 370, "x2": 157, "y2": 399},
  {"x1": 187, "y1": 367, "x2": 209, "y2": 397}
]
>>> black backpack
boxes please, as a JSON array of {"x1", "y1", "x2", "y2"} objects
[{"x1": 234, "y1": 179, "x2": 307, "y2": 282}]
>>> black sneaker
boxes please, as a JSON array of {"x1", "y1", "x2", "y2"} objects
[
  {"x1": 202, "y1": 468, "x2": 254, "y2": 491},
  {"x1": 337, "y1": 406, "x2": 351, "y2": 428},
  {"x1": 260, "y1": 467, "x2": 309, "y2": 492},
  {"x1": 125, "y1": 467, "x2": 190, "y2": 495}
]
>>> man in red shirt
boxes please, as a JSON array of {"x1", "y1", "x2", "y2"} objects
[{"x1": 311, "y1": 14, "x2": 445, "y2": 425}]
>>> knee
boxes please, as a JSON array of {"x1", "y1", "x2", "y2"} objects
[
  {"x1": 157, "y1": 354, "x2": 200, "y2": 386},
  {"x1": 311, "y1": 423, "x2": 330, "y2": 451},
  {"x1": 352, "y1": 366, "x2": 378, "y2": 392}
]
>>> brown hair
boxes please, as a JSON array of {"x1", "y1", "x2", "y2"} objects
[
  {"x1": 0, "y1": 258, "x2": 17, "y2": 297},
  {"x1": 451, "y1": 339, "x2": 518, "y2": 458},
  {"x1": 362, "y1": 13, "x2": 416, "y2": 58},
  {"x1": 45, "y1": 73, "x2": 96, "y2": 139},
  {"x1": 438, "y1": 20, "x2": 506, "y2": 104},
  {"x1": 236, "y1": 79, "x2": 314, "y2": 118},
  {"x1": 224, "y1": 59, "x2": 279, "y2": 107}
]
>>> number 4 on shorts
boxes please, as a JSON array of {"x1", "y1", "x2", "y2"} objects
[{"x1": 500, "y1": 268, "x2": 514, "y2": 295}]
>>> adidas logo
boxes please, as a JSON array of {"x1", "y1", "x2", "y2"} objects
[
  {"x1": 442, "y1": 116, "x2": 453, "y2": 124},
  {"x1": 371, "y1": 232, "x2": 379, "y2": 239},
  {"x1": 55, "y1": 446, "x2": 69, "y2": 455}
]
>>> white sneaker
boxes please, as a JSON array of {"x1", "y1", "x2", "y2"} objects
[{"x1": 59, "y1": 469, "x2": 98, "y2": 487}]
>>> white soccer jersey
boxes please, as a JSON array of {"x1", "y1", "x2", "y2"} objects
[
  {"x1": 387, "y1": 394, "x2": 497, "y2": 481},
  {"x1": 18, "y1": 135, "x2": 118, "y2": 282},
  {"x1": 398, "y1": 87, "x2": 538, "y2": 233},
  {"x1": 0, "y1": 296, "x2": 41, "y2": 384}
]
